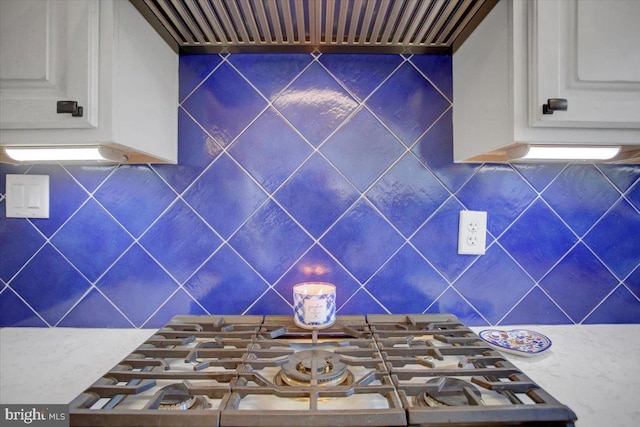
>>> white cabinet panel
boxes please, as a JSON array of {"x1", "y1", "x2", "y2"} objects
[
  {"x1": 453, "y1": 0, "x2": 640, "y2": 163},
  {"x1": 0, "y1": 0, "x2": 98, "y2": 129},
  {"x1": 530, "y1": 0, "x2": 640, "y2": 128},
  {"x1": 0, "y1": 0, "x2": 178, "y2": 164}
]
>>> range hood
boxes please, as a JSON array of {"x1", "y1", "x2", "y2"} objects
[{"x1": 129, "y1": 0, "x2": 498, "y2": 54}]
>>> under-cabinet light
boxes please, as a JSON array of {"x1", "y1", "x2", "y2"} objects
[
  {"x1": 507, "y1": 145, "x2": 621, "y2": 161},
  {"x1": 4, "y1": 146, "x2": 127, "y2": 163}
]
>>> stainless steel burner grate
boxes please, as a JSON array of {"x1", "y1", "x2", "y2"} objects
[
  {"x1": 69, "y1": 314, "x2": 577, "y2": 427},
  {"x1": 415, "y1": 377, "x2": 482, "y2": 407}
]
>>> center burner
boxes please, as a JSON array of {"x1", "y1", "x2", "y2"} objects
[
  {"x1": 276, "y1": 350, "x2": 352, "y2": 386},
  {"x1": 416, "y1": 377, "x2": 482, "y2": 407},
  {"x1": 156, "y1": 383, "x2": 209, "y2": 411}
]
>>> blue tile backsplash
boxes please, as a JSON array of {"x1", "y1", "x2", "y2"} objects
[{"x1": 1, "y1": 53, "x2": 639, "y2": 328}]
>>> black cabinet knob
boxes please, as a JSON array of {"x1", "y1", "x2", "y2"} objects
[
  {"x1": 542, "y1": 98, "x2": 568, "y2": 115},
  {"x1": 56, "y1": 100, "x2": 83, "y2": 117}
]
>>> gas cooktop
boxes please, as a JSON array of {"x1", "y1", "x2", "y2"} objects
[{"x1": 69, "y1": 314, "x2": 577, "y2": 427}]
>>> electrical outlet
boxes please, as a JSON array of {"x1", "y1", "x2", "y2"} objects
[{"x1": 458, "y1": 210, "x2": 487, "y2": 255}]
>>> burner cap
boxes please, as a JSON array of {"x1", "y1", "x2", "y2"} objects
[
  {"x1": 158, "y1": 384, "x2": 197, "y2": 410},
  {"x1": 419, "y1": 377, "x2": 482, "y2": 406},
  {"x1": 278, "y1": 350, "x2": 349, "y2": 386}
]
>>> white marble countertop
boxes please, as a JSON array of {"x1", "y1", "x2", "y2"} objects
[{"x1": 1, "y1": 324, "x2": 639, "y2": 426}]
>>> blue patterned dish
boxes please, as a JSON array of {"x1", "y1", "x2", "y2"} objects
[{"x1": 479, "y1": 329, "x2": 552, "y2": 357}]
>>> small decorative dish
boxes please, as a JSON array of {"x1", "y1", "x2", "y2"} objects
[{"x1": 478, "y1": 329, "x2": 552, "y2": 357}]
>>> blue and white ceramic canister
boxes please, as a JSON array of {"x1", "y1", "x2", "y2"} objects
[{"x1": 293, "y1": 282, "x2": 336, "y2": 329}]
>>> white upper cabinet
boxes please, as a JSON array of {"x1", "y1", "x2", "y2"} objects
[
  {"x1": 0, "y1": 0, "x2": 98, "y2": 130},
  {"x1": 0, "y1": 0, "x2": 178, "y2": 164},
  {"x1": 530, "y1": 0, "x2": 640, "y2": 129},
  {"x1": 453, "y1": 0, "x2": 640, "y2": 163}
]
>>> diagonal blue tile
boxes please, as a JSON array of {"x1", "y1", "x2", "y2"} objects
[
  {"x1": 184, "y1": 245, "x2": 268, "y2": 314},
  {"x1": 367, "y1": 153, "x2": 449, "y2": 237},
  {"x1": 274, "y1": 245, "x2": 360, "y2": 307},
  {"x1": 320, "y1": 199, "x2": 404, "y2": 282},
  {"x1": 338, "y1": 289, "x2": 388, "y2": 315},
  {"x1": 57, "y1": 288, "x2": 133, "y2": 328},
  {"x1": 51, "y1": 199, "x2": 133, "y2": 282},
  {"x1": 11, "y1": 245, "x2": 90, "y2": 325},
  {"x1": 229, "y1": 53, "x2": 312, "y2": 100},
  {"x1": 0, "y1": 287, "x2": 47, "y2": 327},
  {"x1": 628, "y1": 267, "x2": 640, "y2": 299},
  {"x1": 144, "y1": 289, "x2": 208, "y2": 328},
  {"x1": 411, "y1": 109, "x2": 480, "y2": 193},
  {"x1": 454, "y1": 246, "x2": 534, "y2": 324},
  {"x1": 319, "y1": 54, "x2": 403, "y2": 101},
  {"x1": 3, "y1": 53, "x2": 640, "y2": 328},
  {"x1": 500, "y1": 200, "x2": 578, "y2": 281},
  {"x1": 583, "y1": 286, "x2": 640, "y2": 324},
  {"x1": 597, "y1": 164, "x2": 640, "y2": 193},
  {"x1": 273, "y1": 61, "x2": 359, "y2": 147},
  {"x1": 97, "y1": 244, "x2": 178, "y2": 327},
  {"x1": 230, "y1": 200, "x2": 313, "y2": 283},
  {"x1": 425, "y1": 287, "x2": 488, "y2": 326},
  {"x1": 140, "y1": 200, "x2": 222, "y2": 283},
  {"x1": 499, "y1": 287, "x2": 572, "y2": 325},
  {"x1": 154, "y1": 108, "x2": 223, "y2": 194},
  {"x1": 182, "y1": 62, "x2": 268, "y2": 148},
  {"x1": 628, "y1": 179, "x2": 640, "y2": 210},
  {"x1": 409, "y1": 55, "x2": 453, "y2": 100},
  {"x1": 0, "y1": 210, "x2": 45, "y2": 282},
  {"x1": 540, "y1": 244, "x2": 618, "y2": 323},
  {"x1": 65, "y1": 165, "x2": 116, "y2": 193},
  {"x1": 180, "y1": 54, "x2": 222, "y2": 102},
  {"x1": 411, "y1": 198, "x2": 475, "y2": 282},
  {"x1": 322, "y1": 108, "x2": 404, "y2": 192},
  {"x1": 584, "y1": 199, "x2": 640, "y2": 279},
  {"x1": 367, "y1": 245, "x2": 448, "y2": 313},
  {"x1": 542, "y1": 164, "x2": 620, "y2": 236},
  {"x1": 94, "y1": 165, "x2": 175, "y2": 237},
  {"x1": 244, "y1": 289, "x2": 292, "y2": 315},
  {"x1": 183, "y1": 153, "x2": 267, "y2": 238},
  {"x1": 366, "y1": 62, "x2": 450, "y2": 146},
  {"x1": 512, "y1": 163, "x2": 566, "y2": 192},
  {"x1": 274, "y1": 154, "x2": 359, "y2": 238},
  {"x1": 456, "y1": 164, "x2": 537, "y2": 236},
  {"x1": 28, "y1": 165, "x2": 89, "y2": 237},
  {"x1": 229, "y1": 107, "x2": 312, "y2": 193}
]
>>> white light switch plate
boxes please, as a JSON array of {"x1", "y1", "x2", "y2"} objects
[{"x1": 6, "y1": 174, "x2": 50, "y2": 218}]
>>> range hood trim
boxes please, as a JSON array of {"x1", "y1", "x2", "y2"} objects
[{"x1": 129, "y1": 0, "x2": 499, "y2": 55}]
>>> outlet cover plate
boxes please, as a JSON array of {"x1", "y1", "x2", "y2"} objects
[{"x1": 458, "y1": 210, "x2": 487, "y2": 255}]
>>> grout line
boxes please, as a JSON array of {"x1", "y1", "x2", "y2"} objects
[
  {"x1": 179, "y1": 55, "x2": 226, "y2": 105},
  {"x1": 1, "y1": 285, "x2": 51, "y2": 327},
  {"x1": 578, "y1": 282, "x2": 623, "y2": 324}
]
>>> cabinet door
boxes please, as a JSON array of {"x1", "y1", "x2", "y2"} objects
[
  {"x1": 530, "y1": 0, "x2": 640, "y2": 129},
  {"x1": 0, "y1": 0, "x2": 99, "y2": 130}
]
